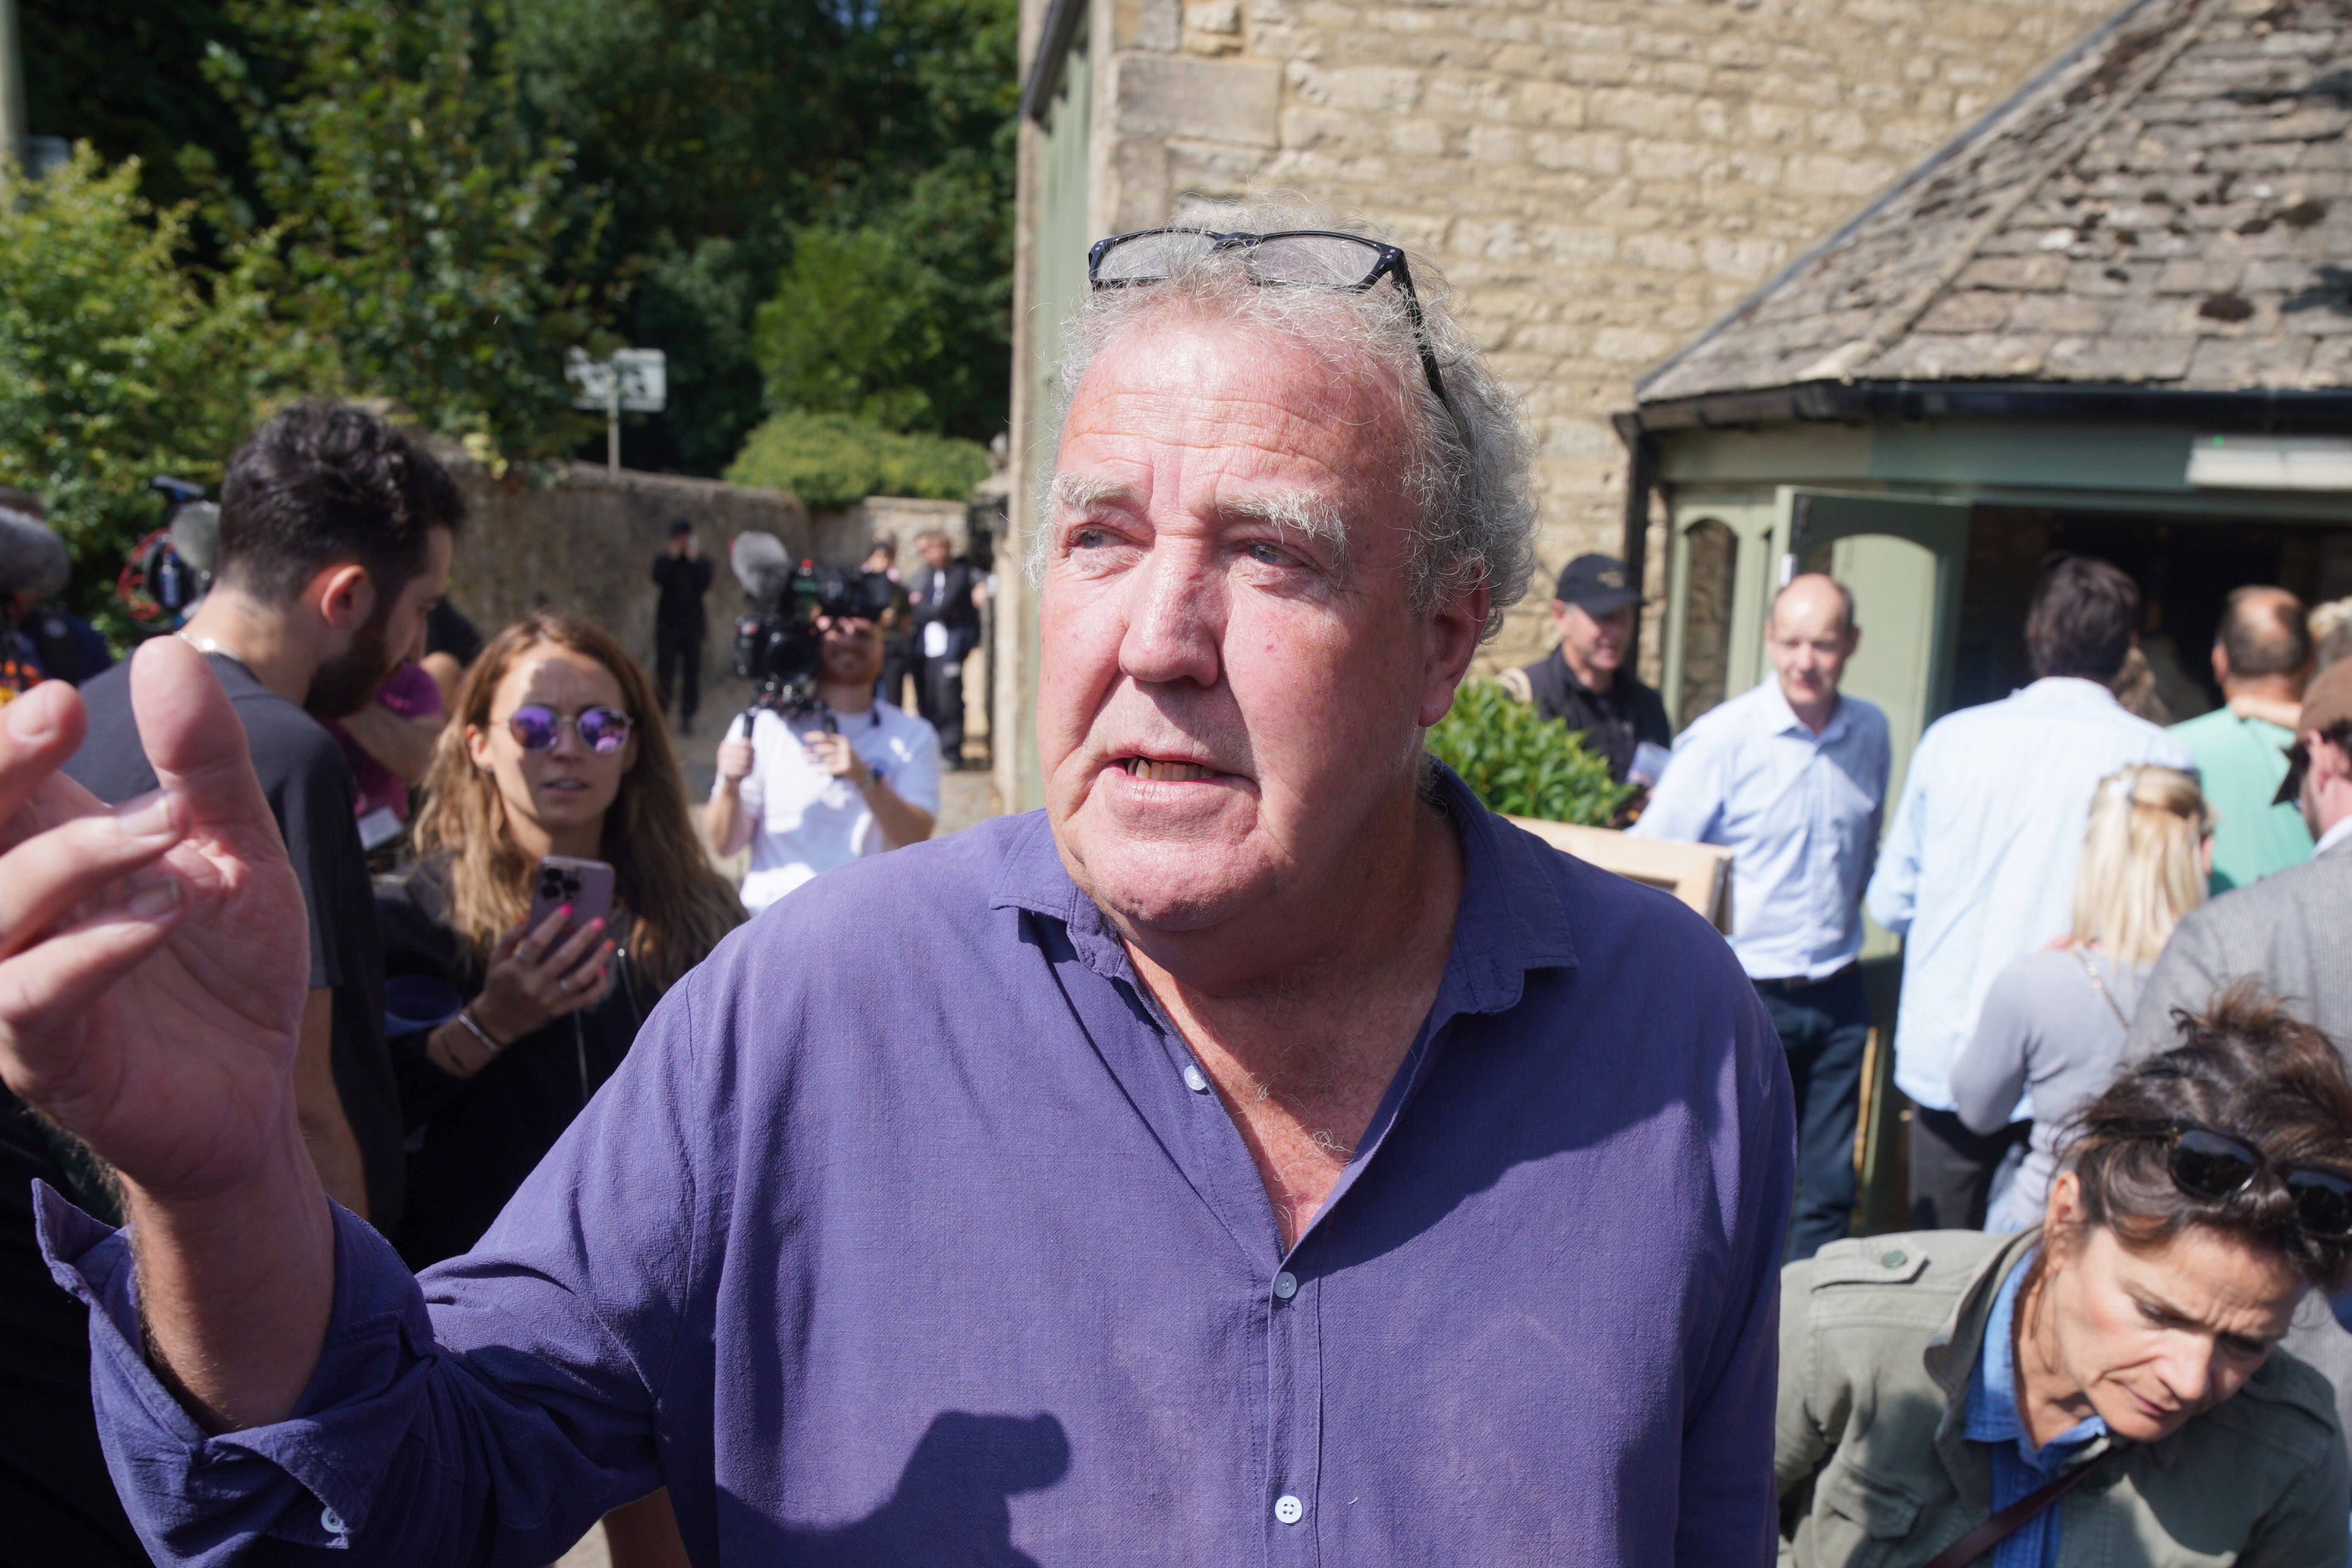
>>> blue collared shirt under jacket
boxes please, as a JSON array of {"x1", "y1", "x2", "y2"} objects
[
  {"x1": 1630, "y1": 679, "x2": 1890, "y2": 982},
  {"x1": 41, "y1": 766, "x2": 1795, "y2": 1567},
  {"x1": 1964, "y1": 1249, "x2": 2106, "y2": 1568},
  {"x1": 1864, "y1": 678, "x2": 2193, "y2": 1112}
]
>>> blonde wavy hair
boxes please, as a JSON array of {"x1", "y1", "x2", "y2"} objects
[
  {"x1": 2071, "y1": 765, "x2": 2211, "y2": 966},
  {"x1": 411, "y1": 610, "x2": 743, "y2": 993}
]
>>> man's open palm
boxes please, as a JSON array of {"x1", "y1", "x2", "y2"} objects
[{"x1": 0, "y1": 640, "x2": 310, "y2": 1200}]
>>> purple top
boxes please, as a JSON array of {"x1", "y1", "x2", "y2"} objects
[{"x1": 41, "y1": 769, "x2": 1793, "y2": 1567}]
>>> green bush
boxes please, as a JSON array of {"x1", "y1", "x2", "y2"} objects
[
  {"x1": 725, "y1": 410, "x2": 991, "y2": 511},
  {"x1": 0, "y1": 146, "x2": 303, "y2": 635},
  {"x1": 1426, "y1": 680, "x2": 1634, "y2": 825}
]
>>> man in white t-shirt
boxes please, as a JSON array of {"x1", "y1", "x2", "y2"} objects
[{"x1": 705, "y1": 610, "x2": 941, "y2": 911}]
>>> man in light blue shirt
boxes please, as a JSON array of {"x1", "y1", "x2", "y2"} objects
[
  {"x1": 1867, "y1": 555, "x2": 2192, "y2": 1230},
  {"x1": 1636, "y1": 573, "x2": 1888, "y2": 1259}
]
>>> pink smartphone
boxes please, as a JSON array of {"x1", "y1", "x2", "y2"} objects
[{"x1": 525, "y1": 856, "x2": 615, "y2": 940}]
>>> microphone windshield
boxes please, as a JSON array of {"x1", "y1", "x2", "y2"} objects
[{"x1": 730, "y1": 530, "x2": 795, "y2": 602}]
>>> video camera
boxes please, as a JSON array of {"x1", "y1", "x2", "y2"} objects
[
  {"x1": 116, "y1": 476, "x2": 220, "y2": 631},
  {"x1": 728, "y1": 531, "x2": 897, "y2": 723}
]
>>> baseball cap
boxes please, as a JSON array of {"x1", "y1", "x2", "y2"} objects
[
  {"x1": 2272, "y1": 659, "x2": 2352, "y2": 805},
  {"x1": 1555, "y1": 554, "x2": 1639, "y2": 616}
]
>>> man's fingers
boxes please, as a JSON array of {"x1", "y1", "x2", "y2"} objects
[
  {"x1": 0, "y1": 793, "x2": 187, "y2": 960},
  {"x1": 0, "y1": 682, "x2": 95, "y2": 833},
  {"x1": 0, "y1": 892, "x2": 180, "y2": 1078},
  {"x1": 127, "y1": 639, "x2": 270, "y2": 840}
]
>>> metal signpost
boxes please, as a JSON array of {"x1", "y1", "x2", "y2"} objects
[{"x1": 566, "y1": 348, "x2": 668, "y2": 473}]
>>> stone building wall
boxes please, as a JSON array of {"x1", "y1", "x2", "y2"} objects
[
  {"x1": 1018, "y1": 0, "x2": 2125, "y2": 667},
  {"x1": 445, "y1": 462, "x2": 811, "y2": 678}
]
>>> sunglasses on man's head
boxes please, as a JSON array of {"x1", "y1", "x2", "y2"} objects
[
  {"x1": 2141, "y1": 1120, "x2": 2352, "y2": 1239},
  {"x1": 500, "y1": 704, "x2": 633, "y2": 755},
  {"x1": 1087, "y1": 228, "x2": 1456, "y2": 414}
]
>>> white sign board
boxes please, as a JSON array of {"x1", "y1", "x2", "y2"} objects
[
  {"x1": 2187, "y1": 434, "x2": 2352, "y2": 492},
  {"x1": 567, "y1": 348, "x2": 668, "y2": 413}
]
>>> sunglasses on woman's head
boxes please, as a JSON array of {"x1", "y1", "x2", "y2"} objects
[
  {"x1": 2145, "y1": 1120, "x2": 2352, "y2": 1239},
  {"x1": 500, "y1": 704, "x2": 633, "y2": 754}
]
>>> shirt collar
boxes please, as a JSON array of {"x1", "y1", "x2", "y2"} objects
[
  {"x1": 988, "y1": 763, "x2": 1578, "y2": 1018},
  {"x1": 1966, "y1": 1245, "x2": 2108, "y2": 1471},
  {"x1": 2316, "y1": 814, "x2": 2352, "y2": 859},
  {"x1": 1756, "y1": 676, "x2": 1845, "y2": 742},
  {"x1": 2019, "y1": 675, "x2": 2127, "y2": 713}
]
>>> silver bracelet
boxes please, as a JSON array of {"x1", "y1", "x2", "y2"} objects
[{"x1": 452, "y1": 1007, "x2": 508, "y2": 1059}]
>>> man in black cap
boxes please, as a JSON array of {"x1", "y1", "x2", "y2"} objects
[
  {"x1": 652, "y1": 519, "x2": 715, "y2": 736},
  {"x1": 1516, "y1": 552, "x2": 1670, "y2": 782}
]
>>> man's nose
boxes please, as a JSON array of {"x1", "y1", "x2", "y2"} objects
[{"x1": 1118, "y1": 546, "x2": 1223, "y2": 689}]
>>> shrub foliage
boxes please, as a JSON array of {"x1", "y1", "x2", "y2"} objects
[
  {"x1": 1426, "y1": 680, "x2": 1634, "y2": 825},
  {"x1": 725, "y1": 411, "x2": 991, "y2": 512}
]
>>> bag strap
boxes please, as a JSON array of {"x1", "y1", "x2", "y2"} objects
[{"x1": 1919, "y1": 1450, "x2": 2117, "y2": 1568}]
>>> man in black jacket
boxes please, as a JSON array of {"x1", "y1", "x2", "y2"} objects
[
  {"x1": 1516, "y1": 553, "x2": 1669, "y2": 783},
  {"x1": 907, "y1": 528, "x2": 985, "y2": 770},
  {"x1": 651, "y1": 520, "x2": 715, "y2": 736}
]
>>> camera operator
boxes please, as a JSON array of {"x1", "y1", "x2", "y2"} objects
[{"x1": 705, "y1": 606, "x2": 940, "y2": 912}]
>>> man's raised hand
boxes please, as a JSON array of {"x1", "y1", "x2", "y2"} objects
[
  {"x1": 0, "y1": 638, "x2": 339, "y2": 1431},
  {"x1": 0, "y1": 638, "x2": 310, "y2": 1199}
]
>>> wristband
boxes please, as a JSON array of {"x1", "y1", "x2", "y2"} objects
[{"x1": 454, "y1": 1007, "x2": 510, "y2": 1057}]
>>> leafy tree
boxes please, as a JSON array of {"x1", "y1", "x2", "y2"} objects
[
  {"x1": 193, "y1": 0, "x2": 612, "y2": 461},
  {"x1": 726, "y1": 412, "x2": 989, "y2": 512},
  {"x1": 1426, "y1": 682, "x2": 1634, "y2": 825},
  {"x1": 0, "y1": 147, "x2": 301, "y2": 631}
]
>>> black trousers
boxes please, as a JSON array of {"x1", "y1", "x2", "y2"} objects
[
  {"x1": 879, "y1": 635, "x2": 914, "y2": 711},
  {"x1": 655, "y1": 623, "x2": 703, "y2": 725},
  {"x1": 1754, "y1": 967, "x2": 1871, "y2": 1262},
  {"x1": 918, "y1": 650, "x2": 966, "y2": 763},
  {"x1": 1909, "y1": 1104, "x2": 2030, "y2": 1232}
]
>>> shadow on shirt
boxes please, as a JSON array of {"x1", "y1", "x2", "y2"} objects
[{"x1": 754, "y1": 1410, "x2": 1071, "y2": 1566}]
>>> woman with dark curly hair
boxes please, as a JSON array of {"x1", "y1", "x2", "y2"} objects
[{"x1": 1777, "y1": 986, "x2": 2352, "y2": 1567}]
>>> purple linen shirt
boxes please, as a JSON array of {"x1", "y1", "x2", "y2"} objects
[{"x1": 42, "y1": 768, "x2": 1793, "y2": 1566}]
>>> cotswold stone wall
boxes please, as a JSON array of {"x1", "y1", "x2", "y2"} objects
[
  {"x1": 446, "y1": 462, "x2": 811, "y2": 676},
  {"x1": 1049, "y1": 0, "x2": 2123, "y2": 664}
]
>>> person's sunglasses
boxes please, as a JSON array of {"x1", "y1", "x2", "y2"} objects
[
  {"x1": 2143, "y1": 1120, "x2": 2352, "y2": 1239},
  {"x1": 1087, "y1": 228, "x2": 1456, "y2": 418},
  {"x1": 500, "y1": 704, "x2": 633, "y2": 755}
]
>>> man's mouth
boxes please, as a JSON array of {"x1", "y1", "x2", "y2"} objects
[{"x1": 1122, "y1": 757, "x2": 1215, "y2": 782}]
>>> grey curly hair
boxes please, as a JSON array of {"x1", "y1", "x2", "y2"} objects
[{"x1": 1037, "y1": 207, "x2": 1537, "y2": 639}]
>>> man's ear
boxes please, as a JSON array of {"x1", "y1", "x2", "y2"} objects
[{"x1": 308, "y1": 562, "x2": 376, "y2": 633}]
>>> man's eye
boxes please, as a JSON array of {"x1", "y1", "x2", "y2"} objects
[
  {"x1": 1246, "y1": 542, "x2": 1297, "y2": 567},
  {"x1": 1070, "y1": 526, "x2": 1110, "y2": 550}
]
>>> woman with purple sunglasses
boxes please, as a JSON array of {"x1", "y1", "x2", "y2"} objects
[{"x1": 376, "y1": 610, "x2": 742, "y2": 1271}]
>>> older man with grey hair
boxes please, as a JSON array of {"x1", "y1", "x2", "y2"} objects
[{"x1": 1, "y1": 213, "x2": 1791, "y2": 1564}]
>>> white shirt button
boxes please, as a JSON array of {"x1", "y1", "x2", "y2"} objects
[
  {"x1": 1274, "y1": 1493, "x2": 1306, "y2": 1525},
  {"x1": 320, "y1": 1504, "x2": 347, "y2": 1536},
  {"x1": 1273, "y1": 1271, "x2": 1298, "y2": 1300},
  {"x1": 1182, "y1": 1063, "x2": 1209, "y2": 1094}
]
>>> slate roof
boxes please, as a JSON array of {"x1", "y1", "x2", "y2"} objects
[{"x1": 1637, "y1": 0, "x2": 2352, "y2": 407}]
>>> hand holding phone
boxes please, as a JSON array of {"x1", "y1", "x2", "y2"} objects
[{"x1": 467, "y1": 858, "x2": 620, "y2": 1046}]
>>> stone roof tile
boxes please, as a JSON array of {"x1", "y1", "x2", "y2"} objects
[{"x1": 1639, "y1": 0, "x2": 2352, "y2": 404}]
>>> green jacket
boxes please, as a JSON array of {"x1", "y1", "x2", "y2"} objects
[{"x1": 1777, "y1": 1229, "x2": 2350, "y2": 1567}]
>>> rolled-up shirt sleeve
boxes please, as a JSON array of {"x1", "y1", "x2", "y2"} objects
[
  {"x1": 1626, "y1": 723, "x2": 1724, "y2": 846},
  {"x1": 40, "y1": 969, "x2": 719, "y2": 1567}
]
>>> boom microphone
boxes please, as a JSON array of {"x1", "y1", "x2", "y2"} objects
[{"x1": 730, "y1": 530, "x2": 795, "y2": 604}]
